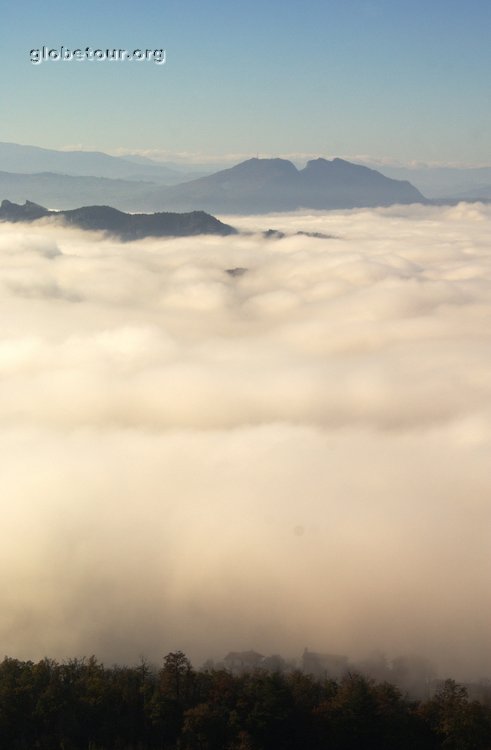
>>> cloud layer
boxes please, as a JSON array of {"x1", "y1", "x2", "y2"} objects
[{"x1": 1, "y1": 203, "x2": 490, "y2": 679}]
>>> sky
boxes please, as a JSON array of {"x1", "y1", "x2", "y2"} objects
[
  {"x1": 1, "y1": 0, "x2": 490, "y2": 164},
  {"x1": 1, "y1": 204, "x2": 491, "y2": 679}
]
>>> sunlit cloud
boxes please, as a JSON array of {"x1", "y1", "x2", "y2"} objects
[{"x1": 0, "y1": 204, "x2": 490, "y2": 679}]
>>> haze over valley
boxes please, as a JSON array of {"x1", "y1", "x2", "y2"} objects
[{"x1": 1, "y1": 203, "x2": 491, "y2": 681}]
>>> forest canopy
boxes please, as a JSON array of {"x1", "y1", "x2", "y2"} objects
[{"x1": 1, "y1": 652, "x2": 491, "y2": 749}]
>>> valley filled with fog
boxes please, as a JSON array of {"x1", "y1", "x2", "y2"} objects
[{"x1": 1, "y1": 203, "x2": 490, "y2": 680}]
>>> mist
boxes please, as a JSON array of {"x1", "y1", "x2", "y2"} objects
[{"x1": 1, "y1": 203, "x2": 490, "y2": 680}]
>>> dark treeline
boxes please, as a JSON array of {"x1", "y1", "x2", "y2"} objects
[{"x1": 1, "y1": 651, "x2": 491, "y2": 750}]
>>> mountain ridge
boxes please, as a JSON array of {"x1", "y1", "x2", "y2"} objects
[
  {"x1": 0, "y1": 141, "x2": 185, "y2": 184},
  {"x1": 0, "y1": 199, "x2": 236, "y2": 239},
  {"x1": 145, "y1": 156, "x2": 426, "y2": 213},
  {"x1": 0, "y1": 143, "x2": 427, "y2": 213}
]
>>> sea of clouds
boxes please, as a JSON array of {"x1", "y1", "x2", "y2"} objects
[{"x1": 0, "y1": 203, "x2": 490, "y2": 679}]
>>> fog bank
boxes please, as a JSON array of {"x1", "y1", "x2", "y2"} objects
[{"x1": 1, "y1": 203, "x2": 490, "y2": 680}]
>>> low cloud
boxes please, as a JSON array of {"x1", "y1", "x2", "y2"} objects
[{"x1": 0, "y1": 204, "x2": 490, "y2": 679}]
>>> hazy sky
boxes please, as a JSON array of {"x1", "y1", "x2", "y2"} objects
[{"x1": 1, "y1": 0, "x2": 490, "y2": 163}]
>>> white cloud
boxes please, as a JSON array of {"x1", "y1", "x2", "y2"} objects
[{"x1": 0, "y1": 204, "x2": 490, "y2": 678}]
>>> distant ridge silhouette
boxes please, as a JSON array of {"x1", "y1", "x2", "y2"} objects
[
  {"x1": 0, "y1": 200, "x2": 236, "y2": 239},
  {"x1": 135, "y1": 156, "x2": 426, "y2": 213},
  {"x1": 0, "y1": 144, "x2": 427, "y2": 213}
]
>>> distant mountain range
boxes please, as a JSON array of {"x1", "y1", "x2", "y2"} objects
[
  {"x1": 0, "y1": 141, "x2": 189, "y2": 183},
  {"x1": 2, "y1": 142, "x2": 491, "y2": 213},
  {"x1": 374, "y1": 163, "x2": 491, "y2": 200},
  {"x1": 0, "y1": 170, "x2": 157, "y2": 210},
  {"x1": 0, "y1": 142, "x2": 426, "y2": 214},
  {"x1": 0, "y1": 200, "x2": 236, "y2": 239}
]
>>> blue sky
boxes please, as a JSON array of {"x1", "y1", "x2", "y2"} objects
[{"x1": 1, "y1": 0, "x2": 490, "y2": 164}]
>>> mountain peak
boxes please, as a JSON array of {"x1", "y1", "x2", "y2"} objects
[
  {"x1": 0, "y1": 199, "x2": 48, "y2": 219},
  {"x1": 228, "y1": 157, "x2": 298, "y2": 177},
  {"x1": 303, "y1": 157, "x2": 366, "y2": 172}
]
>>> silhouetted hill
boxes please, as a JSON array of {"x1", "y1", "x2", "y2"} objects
[
  {"x1": 142, "y1": 157, "x2": 426, "y2": 213},
  {"x1": 0, "y1": 200, "x2": 236, "y2": 239},
  {"x1": 298, "y1": 157, "x2": 422, "y2": 208}
]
